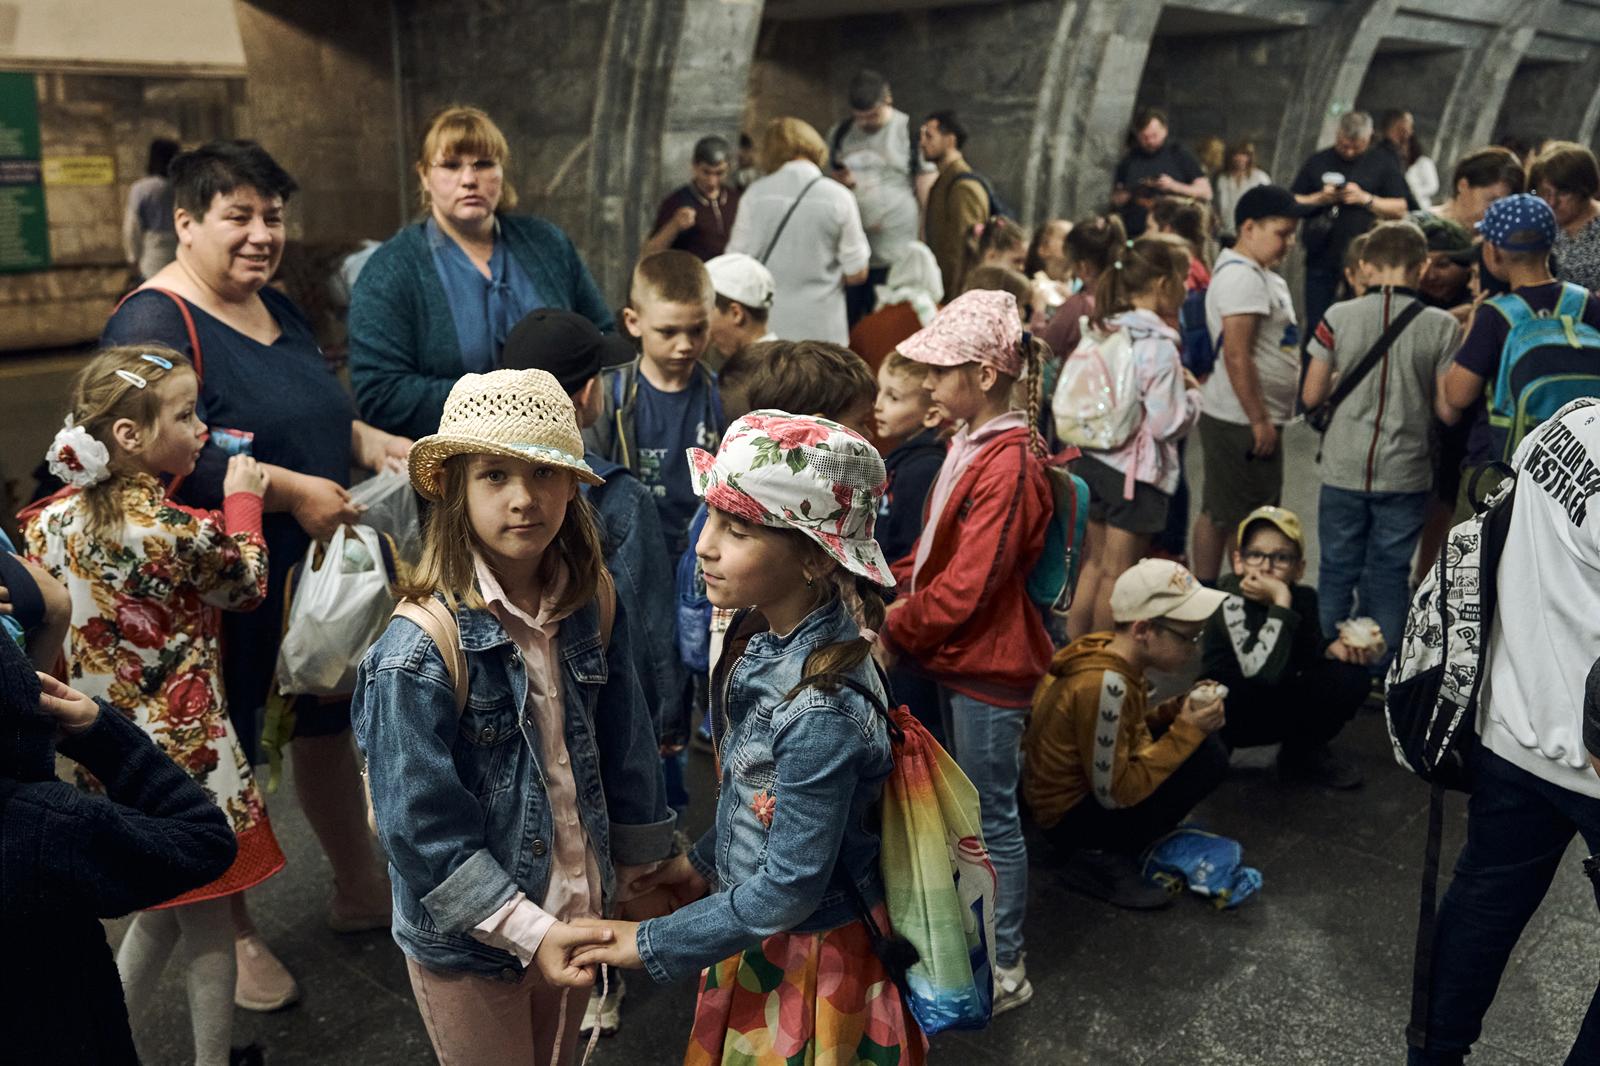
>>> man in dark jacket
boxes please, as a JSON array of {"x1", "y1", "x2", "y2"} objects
[{"x1": 0, "y1": 634, "x2": 236, "y2": 1064}]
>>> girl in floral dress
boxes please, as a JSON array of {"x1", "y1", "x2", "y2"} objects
[{"x1": 26, "y1": 344, "x2": 280, "y2": 1066}]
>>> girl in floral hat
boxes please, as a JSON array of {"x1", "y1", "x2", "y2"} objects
[
  {"x1": 25, "y1": 343, "x2": 279, "y2": 1065},
  {"x1": 569, "y1": 410, "x2": 926, "y2": 1065},
  {"x1": 881, "y1": 287, "x2": 1054, "y2": 1014},
  {"x1": 352, "y1": 369, "x2": 675, "y2": 1065}
]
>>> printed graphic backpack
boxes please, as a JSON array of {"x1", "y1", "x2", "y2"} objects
[
  {"x1": 1052, "y1": 318, "x2": 1143, "y2": 451},
  {"x1": 1485, "y1": 282, "x2": 1600, "y2": 461}
]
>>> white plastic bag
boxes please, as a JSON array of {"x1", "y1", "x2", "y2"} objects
[
  {"x1": 1053, "y1": 317, "x2": 1142, "y2": 451},
  {"x1": 348, "y1": 469, "x2": 421, "y2": 567},
  {"x1": 275, "y1": 525, "x2": 395, "y2": 696}
]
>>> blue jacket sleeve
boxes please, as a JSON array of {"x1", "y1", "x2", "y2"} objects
[
  {"x1": 347, "y1": 239, "x2": 457, "y2": 440},
  {"x1": 350, "y1": 623, "x2": 520, "y2": 933},
  {"x1": 634, "y1": 700, "x2": 870, "y2": 983}
]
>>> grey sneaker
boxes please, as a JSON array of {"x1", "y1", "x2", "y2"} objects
[
  {"x1": 1059, "y1": 849, "x2": 1176, "y2": 910},
  {"x1": 993, "y1": 956, "x2": 1034, "y2": 1016},
  {"x1": 580, "y1": 973, "x2": 626, "y2": 1037}
]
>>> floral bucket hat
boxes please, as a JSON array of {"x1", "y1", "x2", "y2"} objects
[{"x1": 687, "y1": 410, "x2": 895, "y2": 588}]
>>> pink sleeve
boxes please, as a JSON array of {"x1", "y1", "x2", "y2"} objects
[
  {"x1": 470, "y1": 892, "x2": 556, "y2": 967},
  {"x1": 221, "y1": 491, "x2": 264, "y2": 537},
  {"x1": 1140, "y1": 339, "x2": 1199, "y2": 443}
]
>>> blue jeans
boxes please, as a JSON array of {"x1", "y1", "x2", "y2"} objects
[
  {"x1": 1317, "y1": 485, "x2": 1428, "y2": 674},
  {"x1": 1409, "y1": 749, "x2": 1600, "y2": 1065},
  {"x1": 940, "y1": 688, "x2": 1027, "y2": 968}
]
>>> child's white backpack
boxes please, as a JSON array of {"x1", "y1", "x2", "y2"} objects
[{"x1": 1052, "y1": 317, "x2": 1142, "y2": 451}]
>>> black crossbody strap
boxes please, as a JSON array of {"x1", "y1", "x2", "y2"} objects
[
  {"x1": 1407, "y1": 780, "x2": 1447, "y2": 1049},
  {"x1": 759, "y1": 176, "x2": 824, "y2": 264},
  {"x1": 1310, "y1": 295, "x2": 1427, "y2": 431}
]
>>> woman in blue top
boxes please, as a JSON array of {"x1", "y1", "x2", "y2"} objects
[
  {"x1": 101, "y1": 140, "x2": 410, "y2": 1013},
  {"x1": 348, "y1": 106, "x2": 616, "y2": 440}
]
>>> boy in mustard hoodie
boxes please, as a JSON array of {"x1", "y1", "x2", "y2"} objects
[{"x1": 1024, "y1": 559, "x2": 1232, "y2": 909}]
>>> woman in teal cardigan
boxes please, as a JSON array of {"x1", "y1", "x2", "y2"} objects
[{"x1": 349, "y1": 106, "x2": 615, "y2": 440}]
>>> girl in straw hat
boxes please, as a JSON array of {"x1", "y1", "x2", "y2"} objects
[
  {"x1": 351, "y1": 369, "x2": 676, "y2": 1066},
  {"x1": 569, "y1": 410, "x2": 927, "y2": 1065}
]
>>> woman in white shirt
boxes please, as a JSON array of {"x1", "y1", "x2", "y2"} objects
[
  {"x1": 727, "y1": 118, "x2": 870, "y2": 345},
  {"x1": 1213, "y1": 141, "x2": 1271, "y2": 237},
  {"x1": 1406, "y1": 134, "x2": 1441, "y2": 208}
]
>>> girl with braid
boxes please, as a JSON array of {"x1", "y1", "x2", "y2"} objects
[
  {"x1": 1066, "y1": 234, "x2": 1203, "y2": 637},
  {"x1": 876, "y1": 288, "x2": 1053, "y2": 1015}
]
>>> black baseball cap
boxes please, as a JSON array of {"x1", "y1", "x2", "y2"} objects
[
  {"x1": 1416, "y1": 214, "x2": 1477, "y2": 265},
  {"x1": 1234, "y1": 184, "x2": 1311, "y2": 229},
  {"x1": 500, "y1": 309, "x2": 631, "y2": 394}
]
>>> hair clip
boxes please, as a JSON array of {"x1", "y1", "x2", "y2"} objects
[
  {"x1": 140, "y1": 353, "x2": 174, "y2": 370},
  {"x1": 1113, "y1": 260, "x2": 1124, "y2": 271},
  {"x1": 115, "y1": 369, "x2": 148, "y2": 390},
  {"x1": 1126, "y1": 239, "x2": 1135, "y2": 249}
]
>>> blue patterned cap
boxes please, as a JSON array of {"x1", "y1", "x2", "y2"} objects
[{"x1": 1475, "y1": 193, "x2": 1557, "y2": 252}]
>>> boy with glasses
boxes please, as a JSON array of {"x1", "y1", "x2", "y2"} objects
[
  {"x1": 1025, "y1": 559, "x2": 1232, "y2": 909},
  {"x1": 1200, "y1": 507, "x2": 1372, "y2": 789}
]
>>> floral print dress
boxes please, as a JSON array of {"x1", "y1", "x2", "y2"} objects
[{"x1": 27, "y1": 473, "x2": 284, "y2": 905}]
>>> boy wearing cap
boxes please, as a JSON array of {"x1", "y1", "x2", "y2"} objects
[
  {"x1": 705, "y1": 252, "x2": 777, "y2": 371},
  {"x1": 1024, "y1": 558, "x2": 1231, "y2": 909},
  {"x1": 1199, "y1": 507, "x2": 1372, "y2": 789},
  {"x1": 1192, "y1": 184, "x2": 1307, "y2": 583},
  {"x1": 1440, "y1": 193, "x2": 1600, "y2": 512},
  {"x1": 1301, "y1": 221, "x2": 1461, "y2": 678}
]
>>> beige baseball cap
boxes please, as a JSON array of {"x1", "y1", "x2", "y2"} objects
[{"x1": 1110, "y1": 558, "x2": 1229, "y2": 624}]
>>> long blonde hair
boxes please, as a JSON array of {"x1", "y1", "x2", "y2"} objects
[
  {"x1": 64, "y1": 344, "x2": 195, "y2": 539},
  {"x1": 396, "y1": 454, "x2": 604, "y2": 616}
]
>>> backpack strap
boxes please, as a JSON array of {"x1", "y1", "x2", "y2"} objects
[
  {"x1": 1485, "y1": 292, "x2": 1536, "y2": 331},
  {"x1": 759, "y1": 176, "x2": 825, "y2": 264},
  {"x1": 393, "y1": 598, "x2": 469, "y2": 716},
  {"x1": 1557, "y1": 281, "x2": 1590, "y2": 321}
]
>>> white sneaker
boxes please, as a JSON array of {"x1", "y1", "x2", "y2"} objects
[
  {"x1": 992, "y1": 957, "x2": 1034, "y2": 1017},
  {"x1": 580, "y1": 973, "x2": 626, "y2": 1037}
]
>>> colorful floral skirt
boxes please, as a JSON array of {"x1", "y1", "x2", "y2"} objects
[{"x1": 683, "y1": 908, "x2": 928, "y2": 1066}]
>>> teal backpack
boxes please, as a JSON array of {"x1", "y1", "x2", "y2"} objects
[
  {"x1": 1486, "y1": 282, "x2": 1600, "y2": 460},
  {"x1": 1026, "y1": 447, "x2": 1091, "y2": 618}
]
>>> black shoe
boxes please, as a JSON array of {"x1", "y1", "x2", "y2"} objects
[
  {"x1": 1059, "y1": 849, "x2": 1175, "y2": 910},
  {"x1": 1278, "y1": 742, "x2": 1364, "y2": 790},
  {"x1": 231, "y1": 1045, "x2": 265, "y2": 1066}
]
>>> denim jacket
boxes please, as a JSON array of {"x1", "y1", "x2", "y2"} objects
[
  {"x1": 636, "y1": 598, "x2": 894, "y2": 984},
  {"x1": 351, "y1": 590, "x2": 675, "y2": 978},
  {"x1": 584, "y1": 453, "x2": 689, "y2": 741}
]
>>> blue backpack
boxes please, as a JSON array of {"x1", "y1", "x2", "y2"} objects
[
  {"x1": 1485, "y1": 282, "x2": 1600, "y2": 461},
  {"x1": 1176, "y1": 257, "x2": 1244, "y2": 378},
  {"x1": 1026, "y1": 451, "x2": 1091, "y2": 618}
]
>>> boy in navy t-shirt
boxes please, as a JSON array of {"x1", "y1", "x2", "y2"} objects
[
  {"x1": 585, "y1": 251, "x2": 724, "y2": 566},
  {"x1": 1440, "y1": 194, "x2": 1600, "y2": 514},
  {"x1": 872, "y1": 351, "x2": 946, "y2": 565}
]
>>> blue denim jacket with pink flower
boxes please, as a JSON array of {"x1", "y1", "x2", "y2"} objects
[{"x1": 635, "y1": 597, "x2": 894, "y2": 984}]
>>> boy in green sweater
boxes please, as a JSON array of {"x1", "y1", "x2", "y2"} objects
[{"x1": 1200, "y1": 506, "x2": 1372, "y2": 789}]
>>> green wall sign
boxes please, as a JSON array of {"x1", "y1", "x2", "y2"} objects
[{"x1": 0, "y1": 72, "x2": 49, "y2": 273}]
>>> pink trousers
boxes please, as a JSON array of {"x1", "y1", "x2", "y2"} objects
[{"x1": 406, "y1": 957, "x2": 588, "y2": 1066}]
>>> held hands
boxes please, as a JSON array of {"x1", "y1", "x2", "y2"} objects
[
  {"x1": 534, "y1": 921, "x2": 617, "y2": 988},
  {"x1": 568, "y1": 919, "x2": 643, "y2": 970},
  {"x1": 1326, "y1": 637, "x2": 1376, "y2": 666},
  {"x1": 1249, "y1": 420, "x2": 1279, "y2": 459},
  {"x1": 222, "y1": 455, "x2": 270, "y2": 498},
  {"x1": 1237, "y1": 571, "x2": 1292, "y2": 609},
  {"x1": 37, "y1": 672, "x2": 100, "y2": 736},
  {"x1": 1177, "y1": 692, "x2": 1227, "y2": 735},
  {"x1": 628, "y1": 853, "x2": 711, "y2": 912},
  {"x1": 291, "y1": 476, "x2": 364, "y2": 541}
]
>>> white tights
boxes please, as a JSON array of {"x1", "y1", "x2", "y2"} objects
[{"x1": 116, "y1": 895, "x2": 236, "y2": 1066}]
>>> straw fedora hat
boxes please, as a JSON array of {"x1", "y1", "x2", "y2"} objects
[{"x1": 409, "y1": 368, "x2": 602, "y2": 501}]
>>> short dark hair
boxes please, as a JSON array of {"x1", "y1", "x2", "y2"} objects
[
  {"x1": 719, "y1": 340, "x2": 875, "y2": 424},
  {"x1": 924, "y1": 110, "x2": 967, "y2": 149},
  {"x1": 715, "y1": 292, "x2": 768, "y2": 325},
  {"x1": 1360, "y1": 220, "x2": 1428, "y2": 271},
  {"x1": 147, "y1": 138, "x2": 180, "y2": 178},
  {"x1": 170, "y1": 140, "x2": 297, "y2": 219},
  {"x1": 631, "y1": 249, "x2": 713, "y2": 308},
  {"x1": 692, "y1": 135, "x2": 731, "y2": 167},
  {"x1": 1132, "y1": 106, "x2": 1168, "y2": 132},
  {"x1": 1451, "y1": 146, "x2": 1526, "y2": 194},
  {"x1": 848, "y1": 70, "x2": 890, "y2": 112},
  {"x1": 1379, "y1": 109, "x2": 1412, "y2": 134}
]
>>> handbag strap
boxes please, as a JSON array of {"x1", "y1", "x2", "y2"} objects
[
  {"x1": 759, "y1": 176, "x2": 825, "y2": 264},
  {"x1": 1311, "y1": 294, "x2": 1426, "y2": 428},
  {"x1": 393, "y1": 598, "x2": 469, "y2": 716},
  {"x1": 114, "y1": 287, "x2": 204, "y2": 381}
]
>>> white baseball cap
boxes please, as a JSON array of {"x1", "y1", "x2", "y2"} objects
[
  {"x1": 1110, "y1": 559, "x2": 1228, "y2": 624},
  {"x1": 705, "y1": 253, "x2": 775, "y2": 310}
]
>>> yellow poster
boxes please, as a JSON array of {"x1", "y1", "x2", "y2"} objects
[{"x1": 42, "y1": 156, "x2": 116, "y2": 186}]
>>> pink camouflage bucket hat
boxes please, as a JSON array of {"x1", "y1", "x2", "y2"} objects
[
  {"x1": 687, "y1": 411, "x2": 895, "y2": 587},
  {"x1": 896, "y1": 288, "x2": 1025, "y2": 376}
]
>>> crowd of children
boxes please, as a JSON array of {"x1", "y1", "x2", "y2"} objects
[{"x1": 12, "y1": 128, "x2": 1600, "y2": 1066}]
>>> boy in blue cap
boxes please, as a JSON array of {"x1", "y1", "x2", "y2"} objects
[{"x1": 1439, "y1": 193, "x2": 1600, "y2": 513}]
